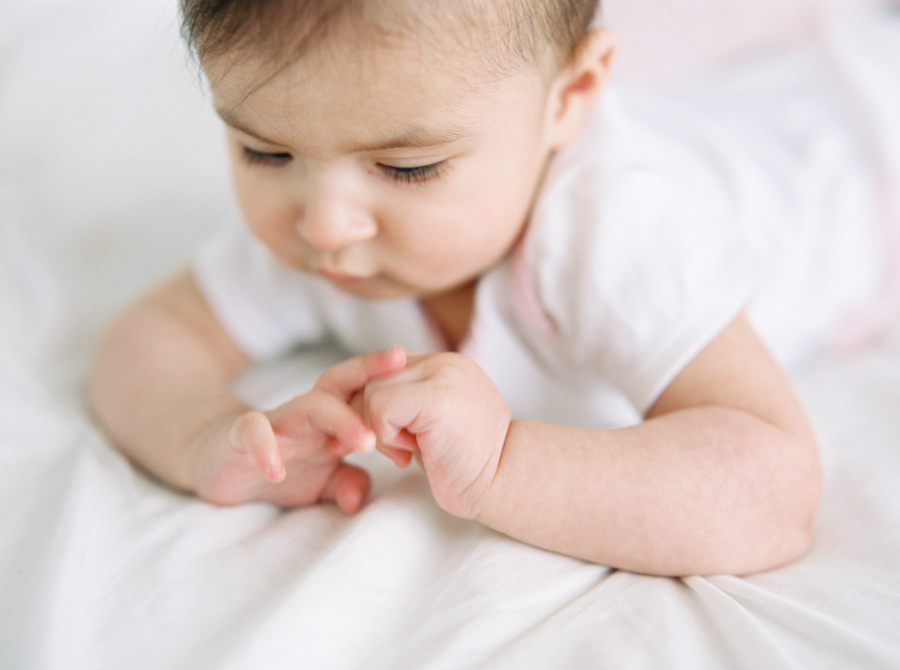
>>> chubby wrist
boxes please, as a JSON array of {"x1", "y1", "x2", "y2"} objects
[
  {"x1": 175, "y1": 397, "x2": 254, "y2": 493},
  {"x1": 470, "y1": 418, "x2": 531, "y2": 528},
  {"x1": 469, "y1": 419, "x2": 601, "y2": 547}
]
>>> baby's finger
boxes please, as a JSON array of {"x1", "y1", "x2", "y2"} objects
[
  {"x1": 310, "y1": 391, "x2": 378, "y2": 455},
  {"x1": 365, "y1": 387, "x2": 420, "y2": 467},
  {"x1": 347, "y1": 390, "x2": 364, "y2": 417},
  {"x1": 379, "y1": 443, "x2": 415, "y2": 468},
  {"x1": 272, "y1": 390, "x2": 375, "y2": 456},
  {"x1": 363, "y1": 369, "x2": 431, "y2": 445},
  {"x1": 319, "y1": 462, "x2": 371, "y2": 513},
  {"x1": 230, "y1": 411, "x2": 286, "y2": 483},
  {"x1": 315, "y1": 345, "x2": 407, "y2": 401}
]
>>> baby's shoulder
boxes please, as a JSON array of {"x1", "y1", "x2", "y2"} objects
[
  {"x1": 526, "y1": 90, "x2": 741, "y2": 274},
  {"x1": 539, "y1": 90, "x2": 737, "y2": 220}
]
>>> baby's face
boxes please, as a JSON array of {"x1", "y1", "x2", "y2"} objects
[{"x1": 207, "y1": 19, "x2": 561, "y2": 301}]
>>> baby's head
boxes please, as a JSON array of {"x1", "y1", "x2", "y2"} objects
[
  {"x1": 183, "y1": 0, "x2": 600, "y2": 80},
  {"x1": 181, "y1": 0, "x2": 614, "y2": 301}
]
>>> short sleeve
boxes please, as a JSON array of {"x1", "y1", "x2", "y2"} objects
[{"x1": 504, "y1": 94, "x2": 769, "y2": 414}]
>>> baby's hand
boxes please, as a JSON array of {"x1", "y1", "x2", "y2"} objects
[
  {"x1": 362, "y1": 353, "x2": 511, "y2": 519},
  {"x1": 192, "y1": 347, "x2": 407, "y2": 512}
]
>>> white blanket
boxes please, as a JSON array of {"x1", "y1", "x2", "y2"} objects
[{"x1": 2, "y1": 1, "x2": 899, "y2": 668}]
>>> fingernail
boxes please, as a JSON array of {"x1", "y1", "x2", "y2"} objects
[
  {"x1": 267, "y1": 462, "x2": 286, "y2": 483},
  {"x1": 359, "y1": 430, "x2": 377, "y2": 455}
]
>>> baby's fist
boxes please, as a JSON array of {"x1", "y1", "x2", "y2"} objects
[{"x1": 363, "y1": 352, "x2": 511, "y2": 519}]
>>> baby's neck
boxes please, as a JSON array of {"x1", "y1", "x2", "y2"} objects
[{"x1": 420, "y1": 282, "x2": 476, "y2": 351}]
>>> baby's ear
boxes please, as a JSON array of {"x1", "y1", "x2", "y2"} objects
[{"x1": 545, "y1": 28, "x2": 616, "y2": 150}]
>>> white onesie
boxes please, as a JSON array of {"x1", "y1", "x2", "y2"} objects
[{"x1": 194, "y1": 11, "x2": 900, "y2": 429}]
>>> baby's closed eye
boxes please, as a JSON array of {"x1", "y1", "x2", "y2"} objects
[
  {"x1": 242, "y1": 146, "x2": 293, "y2": 167},
  {"x1": 378, "y1": 161, "x2": 446, "y2": 184}
]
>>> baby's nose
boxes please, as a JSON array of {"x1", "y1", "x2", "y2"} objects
[{"x1": 296, "y1": 194, "x2": 377, "y2": 252}]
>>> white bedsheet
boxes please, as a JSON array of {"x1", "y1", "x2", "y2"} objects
[{"x1": 2, "y1": 1, "x2": 899, "y2": 668}]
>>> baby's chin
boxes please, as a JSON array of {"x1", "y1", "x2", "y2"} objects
[
  {"x1": 312, "y1": 268, "x2": 474, "y2": 304},
  {"x1": 315, "y1": 273, "x2": 420, "y2": 301}
]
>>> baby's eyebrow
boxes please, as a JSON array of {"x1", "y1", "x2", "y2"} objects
[
  {"x1": 341, "y1": 124, "x2": 474, "y2": 153},
  {"x1": 216, "y1": 106, "x2": 473, "y2": 153}
]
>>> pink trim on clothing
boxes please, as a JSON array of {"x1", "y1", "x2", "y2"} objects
[
  {"x1": 509, "y1": 237, "x2": 560, "y2": 344},
  {"x1": 828, "y1": 173, "x2": 900, "y2": 353},
  {"x1": 821, "y1": 15, "x2": 900, "y2": 353}
]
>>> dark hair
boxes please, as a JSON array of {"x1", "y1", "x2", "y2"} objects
[{"x1": 181, "y1": 0, "x2": 600, "y2": 74}]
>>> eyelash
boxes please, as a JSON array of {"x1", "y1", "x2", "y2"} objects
[
  {"x1": 379, "y1": 162, "x2": 446, "y2": 184},
  {"x1": 242, "y1": 147, "x2": 292, "y2": 167},
  {"x1": 241, "y1": 146, "x2": 446, "y2": 185}
]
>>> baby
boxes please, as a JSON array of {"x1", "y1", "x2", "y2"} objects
[{"x1": 91, "y1": 0, "x2": 896, "y2": 576}]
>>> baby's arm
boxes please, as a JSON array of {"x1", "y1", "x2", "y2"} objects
[
  {"x1": 364, "y1": 314, "x2": 821, "y2": 575},
  {"x1": 90, "y1": 271, "x2": 403, "y2": 511}
]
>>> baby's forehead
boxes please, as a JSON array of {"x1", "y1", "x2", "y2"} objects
[
  {"x1": 206, "y1": 0, "x2": 552, "y2": 86},
  {"x1": 207, "y1": 4, "x2": 555, "y2": 157}
]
